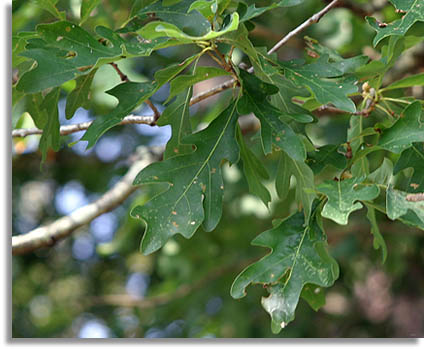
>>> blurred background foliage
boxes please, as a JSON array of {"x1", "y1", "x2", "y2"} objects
[{"x1": 12, "y1": 0, "x2": 423, "y2": 338}]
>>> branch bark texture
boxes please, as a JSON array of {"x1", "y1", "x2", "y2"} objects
[{"x1": 12, "y1": 146, "x2": 163, "y2": 255}]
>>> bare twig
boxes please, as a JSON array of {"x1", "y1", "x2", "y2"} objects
[
  {"x1": 110, "y1": 62, "x2": 129, "y2": 82},
  {"x1": 12, "y1": 115, "x2": 155, "y2": 138},
  {"x1": 189, "y1": 79, "x2": 236, "y2": 106},
  {"x1": 265, "y1": 0, "x2": 340, "y2": 58},
  {"x1": 12, "y1": 146, "x2": 163, "y2": 255},
  {"x1": 144, "y1": 99, "x2": 161, "y2": 123}
]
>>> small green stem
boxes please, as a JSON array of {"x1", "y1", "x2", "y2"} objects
[
  {"x1": 375, "y1": 104, "x2": 394, "y2": 117},
  {"x1": 381, "y1": 97, "x2": 411, "y2": 104}
]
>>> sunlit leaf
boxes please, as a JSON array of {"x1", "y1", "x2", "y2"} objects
[
  {"x1": 317, "y1": 176, "x2": 380, "y2": 225},
  {"x1": 138, "y1": 12, "x2": 239, "y2": 42}
]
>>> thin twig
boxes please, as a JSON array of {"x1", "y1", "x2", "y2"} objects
[
  {"x1": 109, "y1": 62, "x2": 128, "y2": 82},
  {"x1": 144, "y1": 99, "x2": 161, "y2": 123},
  {"x1": 12, "y1": 115, "x2": 155, "y2": 138},
  {"x1": 266, "y1": 0, "x2": 339, "y2": 57},
  {"x1": 189, "y1": 79, "x2": 235, "y2": 106},
  {"x1": 12, "y1": 146, "x2": 163, "y2": 255},
  {"x1": 206, "y1": 50, "x2": 227, "y2": 69}
]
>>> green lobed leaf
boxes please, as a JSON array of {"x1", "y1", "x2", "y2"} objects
[
  {"x1": 238, "y1": 70, "x2": 306, "y2": 161},
  {"x1": 81, "y1": 81, "x2": 157, "y2": 148},
  {"x1": 304, "y1": 36, "x2": 369, "y2": 75},
  {"x1": 393, "y1": 142, "x2": 424, "y2": 193},
  {"x1": 365, "y1": 204, "x2": 388, "y2": 263},
  {"x1": 134, "y1": 0, "x2": 211, "y2": 37},
  {"x1": 307, "y1": 145, "x2": 347, "y2": 175},
  {"x1": 131, "y1": 101, "x2": 241, "y2": 254},
  {"x1": 230, "y1": 208, "x2": 339, "y2": 332},
  {"x1": 368, "y1": 158, "x2": 394, "y2": 186},
  {"x1": 255, "y1": 51, "x2": 315, "y2": 123},
  {"x1": 16, "y1": 21, "x2": 168, "y2": 94},
  {"x1": 381, "y1": 72, "x2": 424, "y2": 91},
  {"x1": 366, "y1": 0, "x2": 424, "y2": 47},
  {"x1": 138, "y1": 12, "x2": 239, "y2": 42},
  {"x1": 317, "y1": 176, "x2": 380, "y2": 225},
  {"x1": 276, "y1": 151, "x2": 316, "y2": 223},
  {"x1": 386, "y1": 185, "x2": 424, "y2": 228},
  {"x1": 80, "y1": 0, "x2": 101, "y2": 25},
  {"x1": 65, "y1": 68, "x2": 97, "y2": 119},
  {"x1": 167, "y1": 66, "x2": 230, "y2": 102},
  {"x1": 278, "y1": 55, "x2": 358, "y2": 112},
  {"x1": 236, "y1": 126, "x2": 271, "y2": 206},
  {"x1": 378, "y1": 101, "x2": 424, "y2": 153}
]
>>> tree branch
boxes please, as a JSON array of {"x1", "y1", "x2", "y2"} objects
[
  {"x1": 12, "y1": 146, "x2": 163, "y2": 255},
  {"x1": 12, "y1": 115, "x2": 155, "y2": 138}
]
